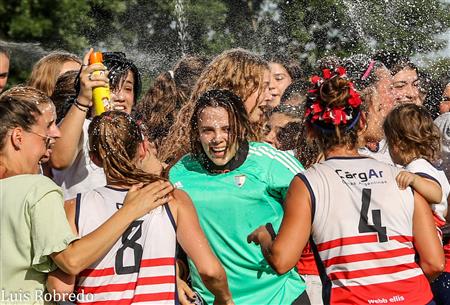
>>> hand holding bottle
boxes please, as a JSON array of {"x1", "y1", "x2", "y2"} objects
[{"x1": 77, "y1": 48, "x2": 109, "y2": 112}]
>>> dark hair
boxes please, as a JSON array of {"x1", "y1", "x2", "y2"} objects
[
  {"x1": 103, "y1": 52, "x2": 142, "y2": 104},
  {"x1": 372, "y1": 50, "x2": 418, "y2": 76},
  {"x1": 268, "y1": 104, "x2": 303, "y2": 151},
  {"x1": 343, "y1": 54, "x2": 386, "y2": 92},
  {"x1": 0, "y1": 45, "x2": 10, "y2": 58},
  {"x1": 0, "y1": 87, "x2": 44, "y2": 150},
  {"x1": 383, "y1": 103, "x2": 441, "y2": 165},
  {"x1": 264, "y1": 53, "x2": 304, "y2": 81},
  {"x1": 51, "y1": 70, "x2": 79, "y2": 124},
  {"x1": 280, "y1": 81, "x2": 309, "y2": 105},
  {"x1": 190, "y1": 89, "x2": 253, "y2": 160},
  {"x1": 88, "y1": 110, "x2": 164, "y2": 186}
]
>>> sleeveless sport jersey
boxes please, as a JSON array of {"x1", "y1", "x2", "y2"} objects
[
  {"x1": 75, "y1": 186, "x2": 177, "y2": 305},
  {"x1": 300, "y1": 156, "x2": 433, "y2": 305}
]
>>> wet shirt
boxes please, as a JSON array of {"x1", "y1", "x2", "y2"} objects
[{"x1": 170, "y1": 142, "x2": 305, "y2": 305}]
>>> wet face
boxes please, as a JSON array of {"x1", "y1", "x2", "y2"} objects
[
  {"x1": 264, "y1": 112, "x2": 300, "y2": 150},
  {"x1": 363, "y1": 68, "x2": 394, "y2": 143},
  {"x1": 440, "y1": 83, "x2": 450, "y2": 114},
  {"x1": 268, "y1": 63, "x2": 292, "y2": 108},
  {"x1": 21, "y1": 105, "x2": 60, "y2": 173},
  {"x1": 245, "y1": 69, "x2": 271, "y2": 123},
  {"x1": 59, "y1": 60, "x2": 81, "y2": 76},
  {"x1": 111, "y1": 70, "x2": 135, "y2": 114},
  {"x1": 392, "y1": 67, "x2": 421, "y2": 105},
  {"x1": 198, "y1": 106, "x2": 237, "y2": 166},
  {"x1": 37, "y1": 102, "x2": 61, "y2": 164},
  {"x1": 0, "y1": 52, "x2": 10, "y2": 92}
]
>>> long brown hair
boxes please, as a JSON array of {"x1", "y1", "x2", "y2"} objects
[
  {"x1": 189, "y1": 89, "x2": 253, "y2": 161},
  {"x1": 88, "y1": 111, "x2": 165, "y2": 186},
  {"x1": 305, "y1": 75, "x2": 362, "y2": 153},
  {"x1": 159, "y1": 48, "x2": 268, "y2": 163},
  {"x1": 138, "y1": 55, "x2": 209, "y2": 147},
  {"x1": 28, "y1": 51, "x2": 81, "y2": 96}
]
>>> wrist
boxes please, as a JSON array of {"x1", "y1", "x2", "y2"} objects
[{"x1": 76, "y1": 97, "x2": 91, "y2": 108}]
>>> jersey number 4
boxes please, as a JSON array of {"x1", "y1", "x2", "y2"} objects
[
  {"x1": 115, "y1": 220, "x2": 144, "y2": 274},
  {"x1": 358, "y1": 188, "x2": 388, "y2": 242}
]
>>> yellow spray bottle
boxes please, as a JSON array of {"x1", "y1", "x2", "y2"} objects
[{"x1": 89, "y1": 52, "x2": 111, "y2": 116}]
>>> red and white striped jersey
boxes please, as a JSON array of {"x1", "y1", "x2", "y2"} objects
[
  {"x1": 75, "y1": 186, "x2": 177, "y2": 305},
  {"x1": 300, "y1": 156, "x2": 433, "y2": 305}
]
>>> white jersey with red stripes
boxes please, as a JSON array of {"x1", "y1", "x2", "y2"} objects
[
  {"x1": 75, "y1": 186, "x2": 177, "y2": 305},
  {"x1": 300, "y1": 156, "x2": 433, "y2": 305}
]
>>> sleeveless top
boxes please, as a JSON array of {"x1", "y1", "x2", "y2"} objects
[
  {"x1": 300, "y1": 156, "x2": 433, "y2": 305},
  {"x1": 75, "y1": 186, "x2": 177, "y2": 305}
]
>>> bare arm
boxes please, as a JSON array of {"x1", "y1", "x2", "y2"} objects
[
  {"x1": 170, "y1": 189, "x2": 233, "y2": 305},
  {"x1": 46, "y1": 200, "x2": 79, "y2": 297},
  {"x1": 50, "y1": 49, "x2": 109, "y2": 169},
  {"x1": 247, "y1": 176, "x2": 312, "y2": 274},
  {"x1": 50, "y1": 181, "x2": 173, "y2": 275},
  {"x1": 413, "y1": 191, "x2": 445, "y2": 281},
  {"x1": 396, "y1": 171, "x2": 442, "y2": 204}
]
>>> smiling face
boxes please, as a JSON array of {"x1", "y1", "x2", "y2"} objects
[
  {"x1": 37, "y1": 102, "x2": 61, "y2": 163},
  {"x1": 21, "y1": 105, "x2": 60, "y2": 173},
  {"x1": 111, "y1": 70, "x2": 135, "y2": 114},
  {"x1": 392, "y1": 67, "x2": 421, "y2": 105},
  {"x1": 198, "y1": 106, "x2": 237, "y2": 166}
]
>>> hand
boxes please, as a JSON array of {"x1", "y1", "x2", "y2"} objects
[
  {"x1": 123, "y1": 181, "x2": 174, "y2": 219},
  {"x1": 396, "y1": 171, "x2": 416, "y2": 190},
  {"x1": 177, "y1": 277, "x2": 196, "y2": 305},
  {"x1": 247, "y1": 225, "x2": 272, "y2": 246},
  {"x1": 77, "y1": 48, "x2": 109, "y2": 106}
]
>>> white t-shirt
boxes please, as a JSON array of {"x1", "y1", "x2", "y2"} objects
[
  {"x1": 358, "y1": 138, "x2": 394, "y2": 165},
  {"x1": 406, "y1": 158, "x2": 450, "y2": 222},
  {"x1": 52, "y1": 119, "x2": 106, "y2": 200}
]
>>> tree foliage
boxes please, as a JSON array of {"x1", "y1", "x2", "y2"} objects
[{"x1": 1, "y1": 0, "x2": 449, "y2": 84}]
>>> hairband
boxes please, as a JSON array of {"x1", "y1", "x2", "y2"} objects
[{"x1": 361, "y1": 60, "x2": 375, "y2": 81}]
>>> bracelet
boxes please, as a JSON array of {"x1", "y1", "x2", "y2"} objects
[
  {"x1": 75, "y1": 98, "x2": 90, "y2": 109},
  {"x1": 265, "y1": 223, "x2": 277, "y2": 241},
  {"x1": 73, "y1": 100, "x2": 88, "y2": 112}
]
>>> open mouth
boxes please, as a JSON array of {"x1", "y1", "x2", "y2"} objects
[
  {"x1": 210, "y1": 146, "x2": 226, "y2": 158},
  {"x1": 114, "y1": 105, "x2": 126, "y2": 111}
]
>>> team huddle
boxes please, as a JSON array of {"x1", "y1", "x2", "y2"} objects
[{"x1": 1, "y1": 45, "x2": 450, "y2": 305}]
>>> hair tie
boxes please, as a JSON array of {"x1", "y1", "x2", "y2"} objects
[{"x1": 361, "y1": 60, "x2": 375, "y2": 81}]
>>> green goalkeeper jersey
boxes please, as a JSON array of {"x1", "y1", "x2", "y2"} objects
[{"x1": 169, "y1": 142, "x2": 306, "y2": 305}]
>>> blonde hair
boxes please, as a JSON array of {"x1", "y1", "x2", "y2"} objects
[
  {"x1": 158, "y1": 48, "x2": 268, "y2": 163},
  {"x1": 383, "y1": 103, "x2": 441, "y2": 165},
  {"x1": 89, "y1": 111, "x2": 165, "y2": 186},
  {"x1": 28, "y1": 51, "x2": 81, "y2": 96}
]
